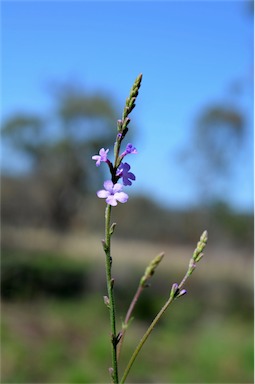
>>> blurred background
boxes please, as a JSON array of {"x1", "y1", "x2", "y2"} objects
[{"x1": 1, "y1": 1, "x2": 253, "y2": 383}]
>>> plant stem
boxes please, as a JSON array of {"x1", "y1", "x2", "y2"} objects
[
  {"x1": 120, "y1": 296, "x2": 174, "y2": 384},
  {"x1": 104, "y1": 204, "x2": 119, "y2": 383},
  {"x1": 120, "y1": 230, "x2": 208, "y2": 383},
  {"x1": 117, "y1": 284, "x2": 144, "y2": 360}
]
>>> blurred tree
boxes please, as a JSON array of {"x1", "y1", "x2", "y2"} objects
[
  {"x1": 2, "y1": 84, "x2": 118, "y2": 229},
  {"x1": 178, "y1": 1, "x2": 253, "y2": 208},
  {"x1": 181, "y1": 102, "x2": 247, "y2": 205}
]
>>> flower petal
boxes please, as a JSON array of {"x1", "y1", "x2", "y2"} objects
[
  {"x1": 123, "y1": 179, "x2": 131, "y2": 186},
  {"x1": 114, "y1": 192, "x2": 129, "y2": 203},
  {"x1": 106, "y1": 195, "x2": 118, "y2": 206},
  {"x1": 92, "y1": 148, "x2": 109, "y2": 166},
  {"x1": 97, "y1": 190, "x2": 110, "y2": 198},
  {"x1": 92, "y1": 155, "x2": 101, "y2": 166},
  {"x1": 99, "y1": 148, "x2": 109, "y2": 160},
  {"x1": 128, "y1": 172, "x2": 135, "y2": 180},
  {"x1": 103, "y1": 180, "x2": 114, "y2": 191},
  {"x1": 112, "y1": 183, "x2": 123, "y2": 193}
]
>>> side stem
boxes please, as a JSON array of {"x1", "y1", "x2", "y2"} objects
[
  {"x1": 120, "y1": 230, "x2": 208, "y2": 383},
  {"x1": 119, "y1": 296, "x2": 173, "y2": 384},
  {"x1": 117, "y1": 284, "x2": 144, "y2": 360}
]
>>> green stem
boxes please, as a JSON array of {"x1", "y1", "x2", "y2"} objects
[
  {"x1": 120, "y1": 230, "x2": 208, "y2": 383},
  {"x1": 120, "y1": 296, "x2": 174, "y2": 384},
  {"x1": 104, "y1": 204, "x2": 119, "y2": 383},
  {"x1": 117, "y1": 284, "x2": 144, "y2": 361}
]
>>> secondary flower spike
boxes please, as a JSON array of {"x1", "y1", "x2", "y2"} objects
[
  {"x1": 117, "y1": 163, "x2": 136, "y2": 186},
  {"x1": 97, "y1": 180, "x2": 129, "y2": 206},
  {"x1": 92, "y1": 148, "x2": 109, "y2": 167}
]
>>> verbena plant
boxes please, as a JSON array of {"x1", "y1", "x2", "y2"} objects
[{"x1": 92, "y1": 74, "x2": 208, "y2": 383}]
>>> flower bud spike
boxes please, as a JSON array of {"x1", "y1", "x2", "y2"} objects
[
  {"x1": 192, "y1": 230, "x2": 208, "y2": 262},
  {"x1": 140, "y1": 252, "x2": 164, "y2": 287}
]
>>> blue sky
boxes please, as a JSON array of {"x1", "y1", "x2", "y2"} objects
[{"x1": 2, "y1": 1, "x2": 254, "y2": 211}]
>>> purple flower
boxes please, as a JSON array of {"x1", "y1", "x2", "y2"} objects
[
  {"x1": 126, "y1": 143, "x2": 138, "y2": 154},
  {"x1": 121, "y1": 143, "x2": 138, "y2": 158},
  {"x1": 97, "y1": 180, "x2": 128, "y2": 206},
  {"x1": 117, "y1": 162, "x2": 136, "y2": 186},
  {"x1": 92, "y1": 148, "x2": 109, "y2": 166}
]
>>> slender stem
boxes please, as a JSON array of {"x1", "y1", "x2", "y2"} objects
[
  {"x1": 104, "y1": 204, "x2": 119, "y2": 383},
  {"x1": 120, "y1": 296, "x2": 174, "y2": 384},
  {"x1": 117, "y1": 284, "x2": 144, "y2": 360},
  {"x1": 119, "y1": 230, "x2": 208, "y2": 383},
  {"x1": 178, "y1": 270, "x2": 190, "y2": 290}
]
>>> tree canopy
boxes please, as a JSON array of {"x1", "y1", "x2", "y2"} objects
[{"x1": 2, "y1": 83, "x2": 119, "y2": 229}]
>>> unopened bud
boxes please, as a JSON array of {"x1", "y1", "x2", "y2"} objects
[
  {"x1": 176, "y1": 289, "x2": 187, "y2": 298},
  {"x1": 109, "y1": 367, "x2": 114, "y2": 378},
  {"x1": 117, "y1": 120, "x2": 123, "y2": 131},
  {"x1": 110, "y1": 222, "x2": 116, "y2": 235},
  {"x1": 103, "y1": 296, "x2": 110, "y2": 308},
  {"x1": 170, "y1": 283, "x2": 179, "y2": 300}
]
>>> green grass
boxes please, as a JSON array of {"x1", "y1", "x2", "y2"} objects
[
  {"x1": 2, "y1": 295, "x2": 253, "y2": 383},
  {"x1": 1, "y1": 245, "x2": 253, "y2": 383}
]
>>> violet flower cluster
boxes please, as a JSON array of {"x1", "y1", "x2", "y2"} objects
[{"x1": 92, "y1": 143, "x2": 137, "y2": 206}]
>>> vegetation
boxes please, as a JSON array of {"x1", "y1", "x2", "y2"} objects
[
  {"x1": 2, "y1": 298, "x2": 253, "y2": 383},
  {"x1": 1, "y1": 245, "x2": 253, "y2": 383}
]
